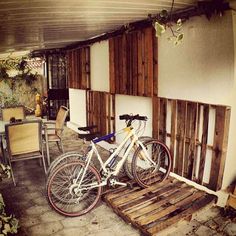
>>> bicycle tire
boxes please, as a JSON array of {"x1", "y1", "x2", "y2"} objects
[
  {"x1": 47, "y1": 160, "x2": 102, "y2": 217},
  {"x1": 123, "y1": 136, "x2": 156, "y2": 179},
  {"x1": 132, "y1": 140, "x2": 171, "y2": 188},
  {"x1": 47, "y1": 151, "x2": 83, "y2": 177}
]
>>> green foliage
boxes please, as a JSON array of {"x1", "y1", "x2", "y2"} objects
[
  {"x1": 0, "y1": 56, "x2": 39, "y2": 90},
  {"x1": 0, "y1": 92, "x2": 20, "y2": 108},
  {"x1": 154, "y1": 18, "x2": 184, "y2": 45},
  {"x1": 0, "y1": 164, "x2": 19, "y2": 235}
]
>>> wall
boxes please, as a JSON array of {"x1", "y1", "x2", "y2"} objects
[
  {"x1": 90, "y1": 41, "x2": 110, "y2": 92},
  {"x1": 158, "y1": 11, "x2": 236, "y2": 195},
  {"x1": 69, "y1": 11, "x2": 236, "y2": 205}
]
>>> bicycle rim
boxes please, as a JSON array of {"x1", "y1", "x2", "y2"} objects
[
  {"x1": 47, "y1": 160, "x2": 102, "y2": 216},
  {"x1": 132, "y1": 140, "x2": 171, "y2": 188},
  {"x1": 47, "y1": 152, "x2": 83, "y2": 177}
]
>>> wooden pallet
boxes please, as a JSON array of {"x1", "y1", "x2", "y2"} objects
[{"x1": 103, "y1": 177, "x2": 217, "y2": 235}]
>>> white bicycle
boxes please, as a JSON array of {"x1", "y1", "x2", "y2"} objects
[{"x1": 46, "y1": 114, "x2": 172, "y2": 216}]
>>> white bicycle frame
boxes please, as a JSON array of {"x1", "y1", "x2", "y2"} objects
[{"x1": 74, "y1": 126, "x2": 156, "y2": 191}]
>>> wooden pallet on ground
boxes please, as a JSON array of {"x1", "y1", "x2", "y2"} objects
[{"x1": 103, "y1": 177, "x2": 217, "y2": 235}]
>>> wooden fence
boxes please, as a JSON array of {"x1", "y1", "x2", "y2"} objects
[
  {"x1": 67, "y1": 47, "x2": 90, "y2": 89},
  {"x1": 86, "y1": 91, "x2": 115, "y2": 140},
  {"x1": 109, "y1": 26, "x2": 158, "y2": 97},
  {"x1": 153, "y1": 97, "x2": 231, "y2": 191}
]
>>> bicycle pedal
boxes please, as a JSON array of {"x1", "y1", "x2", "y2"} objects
[{"x1": 127, "y1": 182, "x2": 134, "y2": 189}]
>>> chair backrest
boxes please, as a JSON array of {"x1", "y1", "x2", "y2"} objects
[
  {"x1": 5, "y1": 120, "x2": 42, "y2": 157},
  {"x1": 55, "y1": 106, "x2": 69, "y2": 136},
  {"x1": 2, "y1": 106, "x2": 25, "y2": 122}
]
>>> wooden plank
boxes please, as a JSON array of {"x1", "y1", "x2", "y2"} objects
[
  {"x1": 152, "y1": 27, "x2": 158, "y2": 97},
  {"x1": 109, "y1": 38, "x2": 115, "y2": 93},
  {"x1": 198, "y1": 104, "x2": 209, "y2": 185},
  {"x1": 137, "y1": 191, "x2": 204, "y2": 225},
  {"x1": 132, "y1": 32, "x2": 138, "y2": 96},
  {"x1": 112, "y1": 180, "x2": 174, "y2": 206},
  {"x1": 152, "y1": 97, "x2": 159, "y2": 139},
  {"x1": 118, "y1": 36, "x2": 123, "y2": 94},
  {"x1": 159, "y1": 98, "x2": 167, "y2": 143},
  {"x1": 126, "y1": 34, "x2": 133, "y2": 95},
  {"x1": 114, "y1": 37, "x2": 120, "y2": 94},
  {"x1": 127, "y1": 186, "x2": 191, "y2": 220},
  {"x1": 186, "y1": 102, "x2": 198, "y2": 180},
  {"x1": 145, "y1": 27, "x2": 153, "y2": 97},
  {"x1": 137, "y1": 30, "x2": 144, "y2": 96},
  {"x1": 209, "y1": 106, "x2": 231, "y2": 191},
  {"x1": 147, "y1": 194, "x2": 216, "y2": 235},
  {"x1": 170, "y1": 100, "x2": 177, "y2": 172},
  {"x1": 175, "y1": 100, "x2": 187, "y2": 175},
  {"x1": 85, "y1": 47, "x2": 91, "y2": 89},
  {"x1": 122, "y1": 34, "x2": 127, "y2": 94}
]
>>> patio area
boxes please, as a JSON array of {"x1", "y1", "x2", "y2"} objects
[{"x1": 0, "y1": 127, "x2": 235, "y2": 236}]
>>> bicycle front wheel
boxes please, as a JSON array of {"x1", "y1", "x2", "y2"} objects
[
  {"x1": 123, "y1": 136, "x2": 157, "y2": 180},
  {"x1": 47, "y1": 160, "x2": 102, "y2": 217},
  {"x1": 132, "y1": 140, "x2": 171, "y2": 188},
  {"x1": 47, "y1": 152, "x2": 83, "y2": 177}
]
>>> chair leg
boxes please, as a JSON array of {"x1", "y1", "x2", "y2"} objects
[
  {"x1": 56, "y1": 141, "x2": 64, "y2": 153},
  {"x1": 8, "y1": 162, "x2": 16, "y2": 186},
  {"x1": 46, "y1": 141, "x2": 50, "y2": 166},
  {"x1": 41, "y1": 154, "x2": 47, "y2": 174}
]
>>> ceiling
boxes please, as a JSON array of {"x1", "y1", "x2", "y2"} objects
[
  {"x1": 1, "y1": 0, "x2": 234, "y2": 57},
  {"x1": 0, "y1": 0, "x2": 201, "y2": 55}
]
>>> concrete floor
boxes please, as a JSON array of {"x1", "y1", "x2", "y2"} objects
[{"x1": 0, "y1": 128, "x2": 235, "y2": 236}]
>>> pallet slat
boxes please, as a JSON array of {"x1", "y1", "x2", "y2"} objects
[{"x1": 104, "y1": 178, "x2": 216, "y2": 236}]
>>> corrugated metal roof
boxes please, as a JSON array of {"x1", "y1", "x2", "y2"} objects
[{"x1": 0, "y1": 0, "x2": 198, "y2": 54}]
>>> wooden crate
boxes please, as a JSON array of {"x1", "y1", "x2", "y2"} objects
[{"x1": 103, "y1": 177, "x2": 216, "y2": 235}]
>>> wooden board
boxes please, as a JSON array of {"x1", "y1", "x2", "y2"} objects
[
  {"x1": 153, "y1": 97, "x2": 231, "y2": 191},
  {"x1": 103, "y1": 177, "x2": 216, "y2": 236},
  {"x1": 108, "y1": 26, "x2": 157, "y2": 97},
  {"x1": 67, "y1": 47, "x2": 90, "y2": 90}
]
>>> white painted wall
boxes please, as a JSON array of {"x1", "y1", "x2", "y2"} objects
[
  {"x1": 67, "y1": 88, "x2": 86, "y2": 131},
  {"x1": 158, "y1": 11, "x2": 236, "y2": 194},
  {"x1": 90, "y1": 41, "x2": 110, "y2": 92},
  {"x1": 115, "y1": 95, "x2": 153, "y2": 143},
  {"x1": 69, "y1": 10, "x2": 236, "y2": 205}
]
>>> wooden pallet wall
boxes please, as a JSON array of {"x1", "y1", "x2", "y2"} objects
[
  {"x1": 153, "y1": 97, "x2": 231, "y2": 191},
  {"x1": 67, "y1": 47, "x2": 90, "y2": 89},
  {"x1": 86, "y1": 90, "x2": 115, "y2": 140},
  {"x1": 109, "y1": 26, "x2": 158, "y2": 97}
]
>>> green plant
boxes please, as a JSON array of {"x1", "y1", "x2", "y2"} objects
[
  {"x1": 0, "y1": 92, "x2": 20, "y2": 108},
  {"x1": 0, "y1": 55, "x2": 39, "y2": 90},
  {"x1": 0, "y1": 164, "x2": 19, "y2": 235}
]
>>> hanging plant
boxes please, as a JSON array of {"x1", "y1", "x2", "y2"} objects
[{"x1": 153, "y1": 5, "x2": 184, "y2": 46}]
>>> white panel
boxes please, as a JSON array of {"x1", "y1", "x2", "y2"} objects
[
  {"x1": 90, "y1": 41, "x2": 110, "y2": 92},
  {"x1": 68, "y1": 89, "x2": 86, "y2": 126},
  {"x1": 115, "y1": 94, "x2": 153, "y2": 144}
]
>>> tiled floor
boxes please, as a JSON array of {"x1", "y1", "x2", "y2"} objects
[{"x1": 0, "y1": 128, "x2": 235, "y2": 236}]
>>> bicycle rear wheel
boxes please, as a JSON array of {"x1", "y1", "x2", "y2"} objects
[
  {"x1": 132, "y1": 140, "x2": 171, "y2": 188},
  {"x1": 47, "y1": 160, "x2": 102, "y2": 217},
  {"x1": 47, "y1": 152, "x2": 83, "y2": 177}
]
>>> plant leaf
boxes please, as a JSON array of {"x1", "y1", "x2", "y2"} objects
[
  {"x1": 177, "y1": 18, "x2": 182, "y2": 26},
  {"x1": 154, "y1": 21, "x2": 166, "y2": 37}
]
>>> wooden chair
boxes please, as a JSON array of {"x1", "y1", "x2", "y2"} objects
[
  {"x1": 5, "y1": 120, "x2": 46, "y2": 186},
  {"x1": 2, "y1": 106, "x2": 25, "y2": 122},
  {"x1": 43, "y1": 106, "x2": 69, "y2": 165}
]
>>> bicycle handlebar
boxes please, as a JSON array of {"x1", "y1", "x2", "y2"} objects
[{"x1": 119, "y1": 114, "x2": 148, "y2": 126}]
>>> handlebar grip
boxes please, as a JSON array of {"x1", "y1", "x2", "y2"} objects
[
  {"x1": 119, "y1": 114, "x2": 148, "y2": 121},
  {"x1": 119, "y1": 114, "x2": 130, "y2": 120}
]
